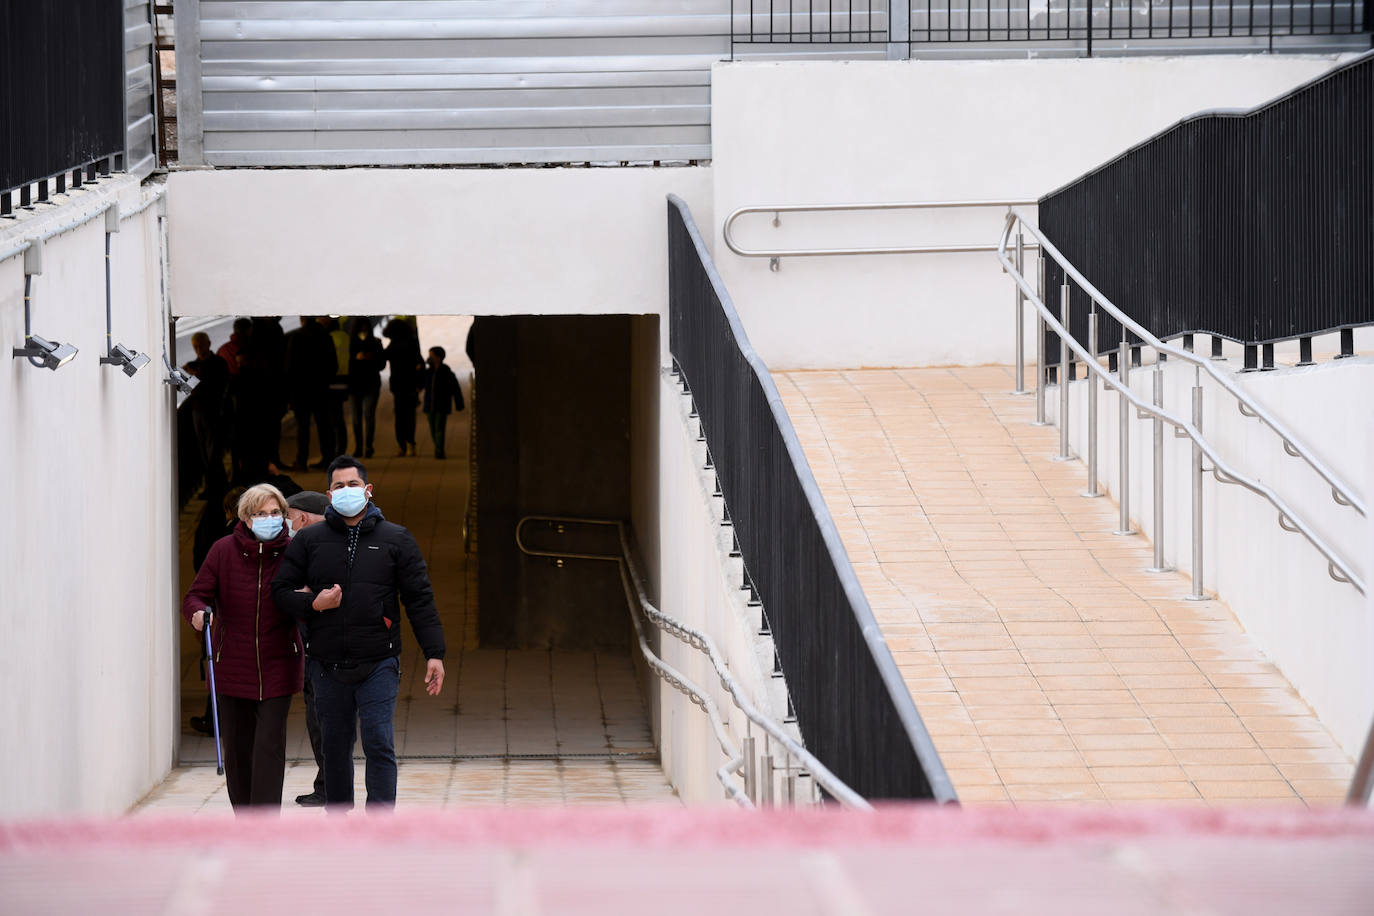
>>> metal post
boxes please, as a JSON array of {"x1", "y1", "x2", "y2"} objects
[
  {"x1": 760, "y1": 750, "x2": 775, "y2": 807},
  {"x1": 1014, "y1": 227, "x2": 1026, "y2": 394},
  {"x1": 785, "y1": 752, "x2": 797, "y2": 806},
  {"x1": 1188, "y1": 379, "x2": 1205, "y2": 600},
  {"x1": 1114, "y1": 333, "x2": 1133, "y2": 535},
  {"x1": 742, "y1": 734, "x2": 756, "y2": 802},
  {"x1": 1147, "y1": 364, "x2": 1170, "y2": 572},
  {"x1": 1083, "y1": 311, "x2": 1101, "y2": 497},
  {"x1": 1033, "y1": 257, "x2": 1049, "y2": 426},
  {"x1": 1054, "y1": 280, "x2": 1072, "y2": 460}
]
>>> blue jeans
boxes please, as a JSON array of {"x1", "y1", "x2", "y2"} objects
[{"x1": 307, "y1": 656, "x2": 400, "y2": 811}]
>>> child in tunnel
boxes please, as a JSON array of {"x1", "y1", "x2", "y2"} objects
[{"x1": 423, "y1": 346, "x2": 465, "y2": 459}]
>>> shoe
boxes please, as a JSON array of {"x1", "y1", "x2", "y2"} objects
[
  {"x1": 364, "y1": 447, "x2": 374, "y2": 458},
  {"x1": 189, "y1": 715, "x2": 213, "y2": 736},
  {"x1": 295, "y1": 791, "x2": 326, "y2": 807},
  {"x1": 408, "y1": 443, "x2": 418, "y2": 457},
  {"x1": 396, "y1": 447, "x2": 409, "y2": 458},
  {"x1": 435, "y1": 451, "x2": 446, "y2": 460}
]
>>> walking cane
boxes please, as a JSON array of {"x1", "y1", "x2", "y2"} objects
[{"x1": 201, "y1": 607, "x2": 225, "y2": 776}]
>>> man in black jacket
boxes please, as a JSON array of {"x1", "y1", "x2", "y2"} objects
[{"x1": 271, "y1": 455, "x2": 445, "y2": 811}]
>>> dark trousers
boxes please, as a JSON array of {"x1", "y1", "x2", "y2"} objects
[
  {"x1": 191, "y1": 410, "x2": 227, "y2": 491},
  {"x1": 292, "y1": 396, "x2": 333, "y2": 468},
  {"x1": 327, "y1": 385, "x2": 349, "y2": 462},
  {"x1": 427, "y1": 410, "x2": 449, "y2": 459},
  {"x1": 303, "y1": 672, "x2": 326, "y2": 795},
  {"x1": 393, "y1": 390, "x2": 418, "y2": 448},
  {"x1": 350, "y1": 389, "x2": 379, "y2": 454},
  {"x1": 307, "y1": 656, "x2": 400, "y2": 811},
  {"x1": 216, "y1": 693, "x2": 292, "y2": 810}
]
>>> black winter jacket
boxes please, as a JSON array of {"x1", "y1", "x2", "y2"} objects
[{"x1": 271, "y1": 504, "x2": 446, "y2": 664}]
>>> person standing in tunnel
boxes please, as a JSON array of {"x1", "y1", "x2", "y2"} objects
[
  {"x1": 382, "y1": 318, "x2": 424, "y2": 458},
  {"x1": 347, "y1": 318, "x2": 384, "y2": 459},
  {"x1": 285, "y1": 316, "x2": 339, "y2": 471},
  {"x1": 182, "y1": 331, "x2": 230, "y2": 495},
  {"x1": 422, "y1": 346, "x2": 464, "y2": 460},
  {"x1": 271, "y1": 456, "x2": 446, "y2": 811}
]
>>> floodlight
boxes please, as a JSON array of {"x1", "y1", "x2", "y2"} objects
[
  {"x1": 100, "y1": 343, "x2": 152, "y2": 377},
  {"x1": 13, "y1": 333, "x2": 78, "y2": 371},
  {"x1": 163, "y1": 360, "x2": 199, "y2": 395}
]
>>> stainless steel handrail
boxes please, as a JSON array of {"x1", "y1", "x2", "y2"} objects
[
  {"x1": 724, "y1": 199, "x2": 1039, "y2": 263},
  {"x1": 997, "y1": 213, "x2": 1364, "y2": 595},
  {"x1": 1003, "y1": 207, "x2": 1365, "y2": 519},
  {"x1": 515, "y1": 515, "x2": 872, "y2": 809}
]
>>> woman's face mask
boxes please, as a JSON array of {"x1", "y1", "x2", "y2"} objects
[{"x1": 251, "y1": 514, "x2": 284, "y2": 541}]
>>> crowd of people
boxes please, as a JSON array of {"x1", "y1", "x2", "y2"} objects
[
  {"x1": 181, "y1": 315, "x2": 465, "y2": 489},
  {"x1": 177, "y1": 315, "x2": 466, "y2": 813}
]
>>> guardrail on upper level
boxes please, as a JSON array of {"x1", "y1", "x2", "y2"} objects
[
  {"x1": 731, "y1": 0, "x2": 1370, "y2": 56},
  {"x1": 670, "y1": 194, "x2": 956, "y2": 802},
  {"x1": 1039, "y1": 50, "x2": 1374, "y2": 369}
]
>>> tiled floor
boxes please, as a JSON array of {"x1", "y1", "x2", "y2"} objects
[
  {"x1": 141, "y1": 385, "x2": 676, "y2": 813},
  {"x1": 777, "y1": 365, "x2": 1355, "y2": 807}
]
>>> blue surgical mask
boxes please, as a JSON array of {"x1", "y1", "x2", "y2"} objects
[
  {"x1": 332, "y1": 485, "x2": 368, "y2": 517},
  {"x1": 251, "y1": 516, "x2": 283, "y2": 541}
]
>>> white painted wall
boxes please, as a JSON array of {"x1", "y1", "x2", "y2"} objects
[
  {"x1": 167, "y1": 166, "x2": 712, "y2": 343},
  {"x1": 644, "y1": 369, "x2": 793, "y2": 803},
  {"x1": 0, "y1": 178, "x2": 179, "y2": 817},
  {"x1": 710, "y1": 55, "x2": 1355, "y2": 370},
  {"x1": 1047, "y1": 354, "x2": 1373, "y2": 759}
]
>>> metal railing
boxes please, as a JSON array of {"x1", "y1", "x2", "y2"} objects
[
  {"x1": 515, "y1": 515, "x2": 871, "y2": 809},
  {"x1": 1039, "y1": 51, "x2": 1373, "y2": 363},
  {"x1": 724, "y1": 198, "x2": 1038, "y2": 272},
  {"x1": 730, "y1": 0, "x2": 1369, "y2": 54},
  {"x1": 672, "y1": 194, "x2": 956, "y2": 802},
  {"x1": 999, "y1": 209, "x2": 1365, "y2": 596}
]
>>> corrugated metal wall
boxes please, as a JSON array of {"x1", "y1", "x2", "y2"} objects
[
  {"x1": 125, "y1": 0, "x2": 158, "y2": 177},
  {"x1": 187, "y1": 1, "x2": 729, "y2": 166}
]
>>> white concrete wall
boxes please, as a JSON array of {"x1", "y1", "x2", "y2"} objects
[
  {"x1": 0, "y1": 178, "x2": 179, "y2": 817},
  {"x1": 167, "y1": 166, "x2": 712, "y2": 341},
  {"x1": 710, "y1": 55, "x2": 1355, "y2": 370},
  {"x1": 1047, "y1": 354, "x2": 1373, "y2": 759},
  {"x1": 646, "y1": 369, "x2": 793, "y2": 803}
]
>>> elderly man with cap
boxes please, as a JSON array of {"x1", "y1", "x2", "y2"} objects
[{"x1": 285, "y1": 490, "x2": 330, "y2": 805}]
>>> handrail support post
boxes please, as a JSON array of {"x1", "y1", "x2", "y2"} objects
[
  {"x1": 1053, "y1": 280, "x2": 1073, "y2": 461},
  {"x1": 1083, "y1": 310, "x2": 1102, "y2": 497},
  {"x1": 1114, "y1": 331, "x2": 1133, "y2": 535},
  {"x1": 1033, "y1": 255, "x2": 1049, "y2": 425},
  {"x1": 1147, "y1": 364, "x2": 1171, "y2": 572},
  {"x1": 1013, "y1": 226, "x2": 1026, "y2": 394},
  {"x1": 1187, "y1": 379, "x2": 1206, "y2": 600}
]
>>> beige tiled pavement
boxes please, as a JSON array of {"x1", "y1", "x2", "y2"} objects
[
  {"x1": 143, "y1": 386, "x2": 676, "y2": 813},
  {"x1": 777, "y1": 365, "x2": 1355, "y2": 807}
]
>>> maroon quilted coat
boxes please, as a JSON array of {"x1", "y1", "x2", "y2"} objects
[{"x1": 181, "y1": 521, "x2": 304, "y2": 700}]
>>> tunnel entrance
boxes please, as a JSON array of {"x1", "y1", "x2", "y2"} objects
[{"x1": 165, "y1": 312, "x2": 672, "y2": 808}]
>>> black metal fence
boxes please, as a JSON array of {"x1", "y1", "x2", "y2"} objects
[
  {"x1": 667, "y1": 195, "x2": 955, "y2": 802},
  {"x1": 1, "y1": 0, "x2": 125, "y2": 204},
  {"x1": 1040, "y1": 51, "x2": 1373, "y2": 366},
  {"x1": 731, "y1": 0, "x2": 1369, "y2": 51}
]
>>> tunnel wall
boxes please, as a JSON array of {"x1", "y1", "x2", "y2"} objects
[
  {"x1": 0, "y1": 177, "x2": 179, "y2": 817},
  {"x1": 472, "y1": 315, "x2": 634, "y2": 649}
]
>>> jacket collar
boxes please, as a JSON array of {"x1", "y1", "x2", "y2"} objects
[{"x1": 324, "y1": 502, "x2": 384, "y2": 533}]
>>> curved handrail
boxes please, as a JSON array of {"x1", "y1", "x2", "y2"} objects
[
  {"x1": 515, "y1": 514, "x2": 872, "y2": 809},
  {"x1": 724, "y1": 199, "x2": 1038, "y2": 261},
  {"x1": 1002, "y1": 207, "x2": 1365, "y2": 518},
  {"x1": 997, "y1": 214, "x2": 1364, "y2": 595}
]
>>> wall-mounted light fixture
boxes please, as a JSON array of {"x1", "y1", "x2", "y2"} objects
[
  {"x1": 11, "y1": 239, "x2": 79, "y2": 372},
  {"x1": 96, "y1": 203, "x2": 152, "y2": 377},
  {"x1": 163, "y1": 355, "x2": 199, "y2": 395}
]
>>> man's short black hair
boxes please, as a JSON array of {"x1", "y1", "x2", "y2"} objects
[
  {"x1": 326, "y1": 455, "x2": 368, "y2": 485},
  {"x1": 429, "y1": 345, "x2": 446, "y2": 361}
]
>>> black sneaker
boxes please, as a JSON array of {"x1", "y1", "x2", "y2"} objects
[
  {"x1": 189, "y1": 716, "x2": 213, "y2": 736},
  {"x1": 295, "y1": 791, "x2": 327, "y2": 807}
]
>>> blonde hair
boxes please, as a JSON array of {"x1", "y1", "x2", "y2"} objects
[{"x1": 236, "y1": 483, "x2": 289, "y2": 522}]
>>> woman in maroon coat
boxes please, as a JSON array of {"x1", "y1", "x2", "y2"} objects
[{"x1": 182, "y1": 483, "x2": 304, "y2": 810}]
